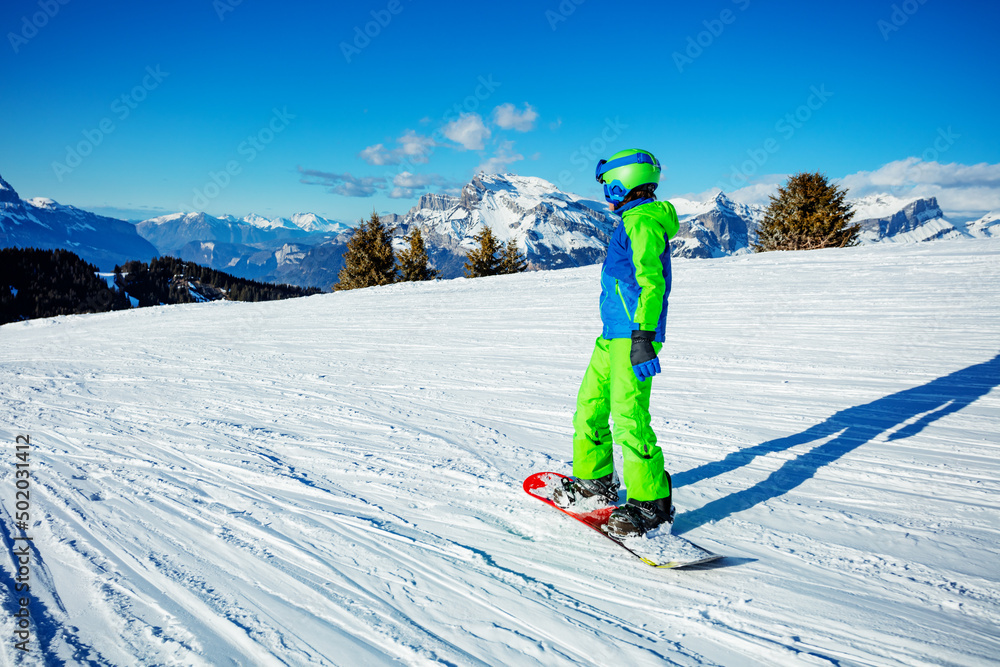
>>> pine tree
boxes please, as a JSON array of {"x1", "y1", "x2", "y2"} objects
[
  {"x1": 499, "y1": 238, "x2": 528, "y2": 275},
  {"x1": 335, "y1": 211, "x2": 398, "y2": 291},
  {"x1": 754, "y1": 172, "x2": 859, "y2": 252},
  {"x1": 396, "y1": 227, "x2": 439, "y2": 282},
  {"x1": 463, "y1": 225, "x2": 504, "y2": 278}
]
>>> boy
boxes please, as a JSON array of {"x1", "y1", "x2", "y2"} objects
[{"x1": 553, "y1": 148, "x2": 680, "y2": 538}]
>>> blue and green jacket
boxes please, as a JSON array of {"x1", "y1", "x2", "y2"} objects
[{"x1": 599, "y1": 200, "x2": 680, "y2": 342}]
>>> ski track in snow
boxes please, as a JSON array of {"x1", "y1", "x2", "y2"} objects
[{"x1": 1, "y1": 239, "x2": 999, "y2": 665}]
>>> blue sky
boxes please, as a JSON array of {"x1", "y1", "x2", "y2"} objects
[{"x1": 2, "y1": 0, "x2": 998, "y2": 223}]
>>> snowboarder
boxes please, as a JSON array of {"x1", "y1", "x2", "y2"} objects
[{"x1": 552, "y1": 148, "x2": 680, "y2": 538}]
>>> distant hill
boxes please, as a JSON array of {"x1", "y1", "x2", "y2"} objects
[
  {"x1": 115, "y1": 256, "x2": 321, "y2": 308},
  {"x1": 1, "y1": 248, "x2": 320, "y2": 325},
  {"x1": 1, "y1": 247, "x2": 131, "y2": 324},
  {"x1": 0, "y1": 173, "x2": 158, "y2": 270}
]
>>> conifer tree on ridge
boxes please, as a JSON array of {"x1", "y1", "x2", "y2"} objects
[
  {"x1": 335, "y1": 211, "x2": 398, "y2": 291},
  {"x1": 397, "y1": 227, "x2": 439, "y2": 282},
  {"x1": 499, "y1": 238, "x2": 528, "y2": 275},
  {"x1": 754, "y1": 172, "x2": 859, "y2": 252},
  {"x1": 463, "y1": 225, "x2": 504, "y2": 278}
]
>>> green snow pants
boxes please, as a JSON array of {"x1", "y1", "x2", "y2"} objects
[{"x1": 572, "y1": 336, "x2": 672, "y2": 502}]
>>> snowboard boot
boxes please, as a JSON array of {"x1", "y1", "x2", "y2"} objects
[
  {"x1": 552, "y1": 473, "x2": 619, "y2": 509},
  {"x1": 605, "y1": 497, "x2": 674, "y2": 538}
]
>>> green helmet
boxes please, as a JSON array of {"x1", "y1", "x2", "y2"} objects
[{"x1": 595, "y1": 148, "x2": 661, "y2": 206}]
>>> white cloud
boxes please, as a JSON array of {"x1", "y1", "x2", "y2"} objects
[
  {"x1": 393, "y1": 171, "x2": 438, "y2": 188},
  {"x1": 838, "y1": 158, "x2": 1000, "y2": 192},
  {"x1": 838, "y1": 158, "x2": 1000, "y2": 217},
  {"x1": 493, "y1": 103, "x2": 539, "y2": 132},
  {"x1": 673, "y1": 177, "x2": 786, "y2": 206},
  {"x1": 443, "y1": 113, "x2": 490, "y2": 151},
  {"x1": 388, "y1": 172, "x2": 459, "y2": 199},
  {"x1": 358, "y1": 143, "x2": 397, "y2": 166},
  {"x1": 299, "y1": 165, "x2": 457, "y2": 201},
  {"x1": 396, "y1": 130, "x2": 436, "y2": 163},
  {"x1": 685, "y1": 158, "x2": 1000, "y2": 218},
  {"x1": 359, "y1": 130, "x2": 437, "y2": 166},
  {"x1": 333, "y1": 181, "x2": 380, "y2": 198},
  {"x1": 476, "y1": 140, "x2": 524, "y2": 175},
  {"x1": 388, "y1": 187, "x2": 415, "y2": 199},
  {"x1": 298, "y1": 167, "x2": 387, "y2": 198},
  {"x1": 728, "y1": 175, "x2": 787, "y2": 206}
]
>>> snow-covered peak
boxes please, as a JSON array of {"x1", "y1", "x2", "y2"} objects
[
  {"x1": 0, "y1": 174, "x2": 158, "y2": 268},
  {"x1": 967, "y1": 211, "x2": 999, "y2": 238},
  {"x1": 386, "y1": 173, "x2": 619, "y2": 272},
  {"x1": 242, "y1": 213, "x2": 299, "y2": 231},
  {"x1": 0, "y1": 172, "x2": 20, "y2": 207},
  {"x1": 25, "y1": 197, "x2": 93, "y2": 220},
  {"x1": 26, "y1": 197, "x2": 60, "y2": 209},
  {"x1": 289, "y1": 212, "x2": 351, "y2": 234},
  {"x1": 848, "y1": 193, "x2": 924, "y2": 221},
  {"x1": 474, "y1": 173, "x2": 564, "y2": 199},
  {"x1": 141, "y1": 210, "x2": 349, "y2": 235},
  {"x1": 666, "y1": 191, "x2": 764, "y2": 224},
  {"x1": 141, "y1": 211, "x2": 225, "y2": 227},
  {"x1": 670, "y1": 195, "x2": 724, "y2": 220}
]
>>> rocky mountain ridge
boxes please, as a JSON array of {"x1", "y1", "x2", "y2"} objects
[
  {"x1": 0, "y1": 174, "x2": 157, "y2": 270},
  {"x1": 381, "y1": 174, "x2": 620, "y2": 277}
]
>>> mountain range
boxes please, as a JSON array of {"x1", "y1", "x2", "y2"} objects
[
  {"x1": 2, "y1": 171, "x2": 996, "y2": 289},
  {"x1": 0, "y1": 174, "x2": 157, "y2": 270},
  {"x1": 381, "y1": 173, "x2": 620, "y2": 277}
]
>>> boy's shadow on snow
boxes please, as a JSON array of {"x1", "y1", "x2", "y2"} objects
[{"x1": 672, "y1": 353, "x2": 1000, "y2": 536}]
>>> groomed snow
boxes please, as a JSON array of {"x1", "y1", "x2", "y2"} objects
[{"x1": 1, "y1": 239, "x2": 999, "y2": 665}]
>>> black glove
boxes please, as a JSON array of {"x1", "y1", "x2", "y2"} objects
[{"x1": 630, "y1": 330, "x2": 661, "y2": 381}]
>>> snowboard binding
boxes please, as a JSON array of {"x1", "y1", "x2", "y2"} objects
[{"x1": 551, "y1": 473, "x2": 620, "y2": 509}]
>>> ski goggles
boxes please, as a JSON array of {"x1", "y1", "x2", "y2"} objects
[{"x1": 602, "y1": 180, "x2": 628, "y2": 204}]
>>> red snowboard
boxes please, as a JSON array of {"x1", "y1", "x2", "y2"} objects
[{"x1": 523, "y1": 471, "x2": 721, "y2": 568}]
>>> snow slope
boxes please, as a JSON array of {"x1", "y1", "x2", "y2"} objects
[
  {"x1": 1, "y1": 239, "x2": 999, "y2": 666},
  {"x1": 968, "y1": 211, "x2": 1000, "y2": 238}
]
